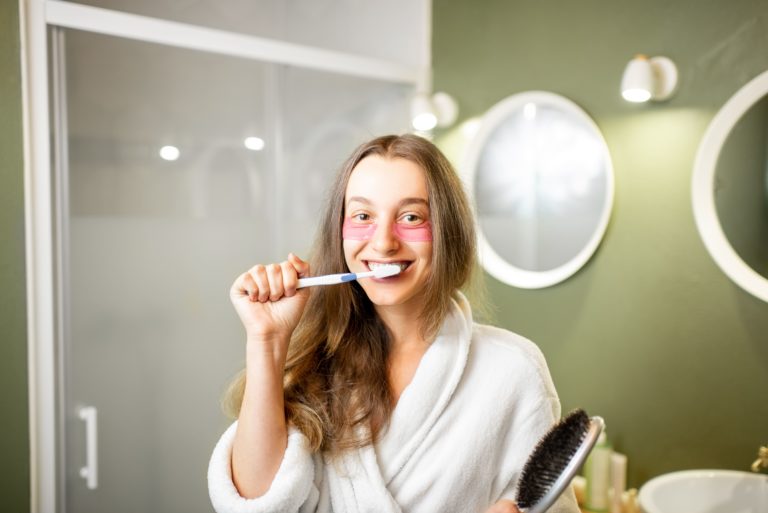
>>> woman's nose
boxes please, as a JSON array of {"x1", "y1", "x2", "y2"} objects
[{"x1": 371, "y1": 221, "x2": 399, "y2": 253}]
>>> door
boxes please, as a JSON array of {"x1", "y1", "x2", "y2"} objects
[{"x1": 52, "y1": 27, "x2": 410, "y2": 512}]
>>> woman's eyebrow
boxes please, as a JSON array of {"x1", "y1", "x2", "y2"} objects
[
  {"x1": 398, "y1": 198, "x2": 429, "y2": 208},
  {"x1": 346, "y1": 196, "x2": 429, "y2": 208},
  {"x1": 346, "y1": 196, "x2": 372, "y2": 207}
]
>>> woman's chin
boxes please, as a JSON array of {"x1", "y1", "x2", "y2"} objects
[
  {"x1": 363, "y1": 287, "x2": 424, "y2": 310},
  {"x1": 367, "y1": 293, "x2": 403, "y2": 307}
]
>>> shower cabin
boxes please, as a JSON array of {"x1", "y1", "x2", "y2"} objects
[{"x1": 25, "y1": 1, "x2": 428, "y2": 511}]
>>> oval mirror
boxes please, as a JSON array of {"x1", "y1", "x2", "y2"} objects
[
  {"x1": 692, "y1": 70, "x2": 768, "y2": 302},
  {"x1": 463, "y1": 91, "x2": 614, "y2": 288}
]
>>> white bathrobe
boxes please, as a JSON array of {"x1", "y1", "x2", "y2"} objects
[{"x1": 208, "y1": 294, "x2": 580, "y2": 513}]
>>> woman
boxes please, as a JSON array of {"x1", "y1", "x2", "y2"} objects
[{"x1": 208, "y1": 134, "x2": 579, "y2": 513}]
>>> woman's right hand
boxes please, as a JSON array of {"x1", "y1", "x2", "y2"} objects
[
  {"x1": 483, "y1": 500, "x2": 520, "y2": 513},
  {"x1": 229, "y1": 253, "x2": 311, "y2": 349}
]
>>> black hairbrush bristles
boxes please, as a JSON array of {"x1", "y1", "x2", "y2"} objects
[{"x1": 515, "y1": 409, "x2": 599, "y2": 512}]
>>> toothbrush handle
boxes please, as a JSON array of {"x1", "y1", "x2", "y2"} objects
[{"x1": 296, "y1": 273, "x2": 357, "y2": 289}]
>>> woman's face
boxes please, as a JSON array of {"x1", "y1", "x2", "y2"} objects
[{"x1": 343, "y1": 155, "x2": 433, "y2": 311}]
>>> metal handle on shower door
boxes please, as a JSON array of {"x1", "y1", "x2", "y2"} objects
[{"x1": 78, "y1": 406, "x2": 98, "y2": 489}]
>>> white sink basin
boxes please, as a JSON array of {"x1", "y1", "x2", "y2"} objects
[{"x1": 639, "y1": 470, "x2": 768, "y2": 513}]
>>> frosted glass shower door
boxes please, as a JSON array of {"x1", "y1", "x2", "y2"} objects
[
  {"x1": 54, "y1": 29, "x2": 411, "y2": 513},
  {"x1": 58, "y1": 29, "x2": 279, "y2": 513}
]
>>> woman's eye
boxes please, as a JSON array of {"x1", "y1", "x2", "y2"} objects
[
  {"x1": 353, "y1": 213, "x2": 370, "y2": 222},
  {"x1": 401, "y1": 214, "x2": 422, "y2": 223}
]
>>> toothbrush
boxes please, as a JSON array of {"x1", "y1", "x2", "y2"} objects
[{"x1": 296, "y1": 264, "x2": 402, "y2": 289}]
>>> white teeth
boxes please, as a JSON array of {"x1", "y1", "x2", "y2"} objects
[{"x1": 369, "y1": 262, "x2": 408, "y2": 272}]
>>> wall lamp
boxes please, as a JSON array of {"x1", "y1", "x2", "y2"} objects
[
  {"x1": 621, "y1": 55, "x2": 678, "y2": 103},
  {"x1": 410, "y1": 91, "x2": 459, "y2": 131}
]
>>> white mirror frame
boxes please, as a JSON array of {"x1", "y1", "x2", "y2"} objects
[
  {"x1": 692, "y1": 70, "x2": 768, "y2": 303},
  {"x1": 463, "y1": 91, "x2": 615, "y2": 289}
]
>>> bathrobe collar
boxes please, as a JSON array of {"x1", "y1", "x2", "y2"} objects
[
  {"x1": 325, "y1": 293, "x2": 473, "y2": 513},
  {"x1": 374, "y1": 292, "x2": 472, "y2": 484}
]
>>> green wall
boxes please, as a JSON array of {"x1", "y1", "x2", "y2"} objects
[
  {"x1": 434, "y1": 0, "x2": 768, "y2": 487},
  {"x1": 1, "y1": 1, "x2": 30, "y2": 512}
]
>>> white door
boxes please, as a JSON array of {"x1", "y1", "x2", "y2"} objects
[{"x1": 52, "y1": 27, "x2": 411, "y2": 512}]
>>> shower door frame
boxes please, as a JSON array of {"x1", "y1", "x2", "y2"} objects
[{"x1": 21, "y1": 1, "x2": 428, "y2": 511}]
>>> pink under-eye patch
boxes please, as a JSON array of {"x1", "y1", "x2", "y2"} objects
[
  {"x1": 342, "y1": 221, "x2": 377, "y2": 240},
  {"x1": 342, "y1": 219, "x2": 433, "y2": 242},
  {"x1": 393, "y1": 222, "x2": 433, "y2": 241}
]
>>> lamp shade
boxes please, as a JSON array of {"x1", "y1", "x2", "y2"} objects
[
  {"x1": 411, "y1": 93, "x2": 437, "y2": 131},
  {"x1": 621, "y1": 55, "x2": 654, "y2": 102},
  {"x1": 432, "y1": 92, "x2": 458, "y2": 127},
  {"x1": 410, "y1": 91, "x2": 459, "y2": 131},
  {"x1": 621, "y1": 55, "x2": 678, "y2": 103}
]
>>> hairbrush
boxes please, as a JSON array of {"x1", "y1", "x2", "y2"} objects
[{"x1": 515, "y1": 409, "x2": 604, "y2": 513}]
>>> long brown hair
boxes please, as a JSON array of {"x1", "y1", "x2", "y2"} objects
[{"x1": 223, "y1": 134, "x2": 478, "y2": 454}]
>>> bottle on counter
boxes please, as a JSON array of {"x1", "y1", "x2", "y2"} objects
[
  {"x1": 584, "y1": 430, "x2": 612, "y2": 512},
  {"x1": 610, "y1": 452, "x2": 628, "y2": 513}
]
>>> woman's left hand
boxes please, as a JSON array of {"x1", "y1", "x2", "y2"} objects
[{"x1": 484, "y1": 499, "x2": 521, "y2": 513}]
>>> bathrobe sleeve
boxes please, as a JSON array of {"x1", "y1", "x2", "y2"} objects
[
  {"x1": 207, "y1": 421, "x2": 321, "y2": 513},
  {"x1": 492, "y1": 394, "x2": 580, "y2": 513},
  {"x1": 480, "y1": 325, "x2": 581, "y2": 513}
]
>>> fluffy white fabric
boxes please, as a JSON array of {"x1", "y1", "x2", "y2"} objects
[
  {"x1": 208, "y1": 424, "x2": 315, "y2": 513},
  {"x1": 208, "y1": 293, "x2": 579, "y2": 513}
]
